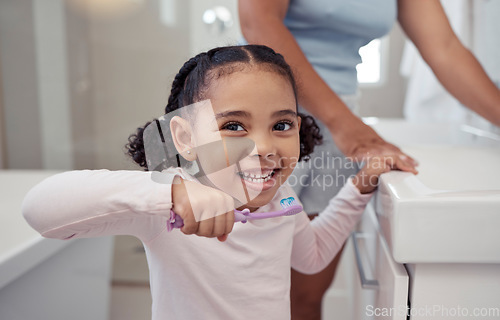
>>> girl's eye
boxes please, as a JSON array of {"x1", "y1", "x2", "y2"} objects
[
  {"x1": 273, "y1": 121, "x2": 293, "y2": 131},
  {"x1": 222, "y1": 122, "x2": 245, "y2": 131}
]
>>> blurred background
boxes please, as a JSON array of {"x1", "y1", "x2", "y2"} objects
[
  {"x1": 1, "y1": 0, "x2": 498, "y2": 172},
  {"x1": 0, "y1": 1, "x2": 498, "y2": 319}
]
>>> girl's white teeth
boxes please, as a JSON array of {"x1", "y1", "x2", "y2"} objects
[{"x1": 240, "y1": 170, "x2": 274, "y2": 182}]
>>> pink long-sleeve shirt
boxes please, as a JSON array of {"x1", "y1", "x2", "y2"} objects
[{"x1": 22, "y1": 168, "x2": 372, "y2": 320}]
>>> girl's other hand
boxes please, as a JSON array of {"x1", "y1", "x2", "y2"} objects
[
  {"x1": 171, "y1": 177, "x2": 235, "y2": 241},
  {"x1": 352, "y1": 154, "x2": 418, "y2": 194}
]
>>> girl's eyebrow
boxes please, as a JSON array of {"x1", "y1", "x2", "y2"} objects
[
  {"x1": 273, "y1": 109, "x2": 297, "y2": 118},
  {"x1": 214, "y1": 109, "x2": 297, "y2": 119},
  {"x1": 214, "y1": 110, "x2": 251, "y2": 120}
]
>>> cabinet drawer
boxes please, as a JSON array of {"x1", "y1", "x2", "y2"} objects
[{"x1": 353, "y1": 204, "x2": 409, "y2": 320}]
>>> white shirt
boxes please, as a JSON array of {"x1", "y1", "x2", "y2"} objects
[{"x1": 22, "y1": 168, "x2": 372, "y2": 320}]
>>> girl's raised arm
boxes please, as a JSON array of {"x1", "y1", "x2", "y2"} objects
[
  {"x1": 22, "y1": 169, "x2": 174, "y2": 242},
  {"x1": 290, "y1": 179, "x2": 372, "y2": 274}
]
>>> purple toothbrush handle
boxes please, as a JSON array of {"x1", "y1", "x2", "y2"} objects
[
  {"x1": 167, "y1": 209, "x2": 249, "y2": 232},
  {"x1": 166, "y1": 205, "x2": 302, "y2": 232},
  {"x1": 166, "y1": 210, "x2": 185, "y2": 231}
]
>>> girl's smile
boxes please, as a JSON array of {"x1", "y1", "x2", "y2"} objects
[{"x1": 237, "y1": 167, "x2": 278, "y2": 192}]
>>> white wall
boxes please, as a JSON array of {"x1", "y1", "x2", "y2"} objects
[
  {"x1": 0, "y1": 0, "x2": 75, "y2": 170},
  {"x1": 0, "y1": 0, "x2": 43, "y2": 169},
  {"x1": 472, "y1": 0, "x2": 500, "y2": 88},
  {"x1": 0, "y1": 61, "x2": 5, "y2": 169},
  {"x1": 33, "y1": 0, "x2": 74, "y2": 169},
  {"x1": 0, "y1": 0, "x2": 194, "y2": 170},
  {"x1": 84, "y1": 0, "x2": 191, "y2": 170}
]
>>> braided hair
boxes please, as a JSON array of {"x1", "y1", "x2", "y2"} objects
[{"x1": 126, "y1": 45, "x2": 322, "y2": 169}]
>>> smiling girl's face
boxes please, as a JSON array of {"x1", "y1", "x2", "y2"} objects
[{"x1": 189, "y1": 66, "x2": 301, "y2": 210}]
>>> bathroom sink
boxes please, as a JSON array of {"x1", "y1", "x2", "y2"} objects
[{"x1": 367, "y1": 119, "x2": 500, "y2": 263}]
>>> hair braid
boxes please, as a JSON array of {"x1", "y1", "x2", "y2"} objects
[{"x1": 165, "y1": 53, "x2": 206, "y2": 114}]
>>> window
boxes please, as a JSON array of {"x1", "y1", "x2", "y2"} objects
[{"x1": 357, "y1": 38, "x2": 388, "y2": 85}]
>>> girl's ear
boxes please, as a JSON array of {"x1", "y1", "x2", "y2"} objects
[{"x1": 170, "y1": 116, "x2": 197, "y2": 161}]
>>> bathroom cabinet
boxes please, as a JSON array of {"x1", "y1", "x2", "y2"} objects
[
  {"x1": 323, "y1": 120, "x2": 500, "y2": 320},
  {"x1": 324, "y1": 203, "x2": 500, "y2": 320}
]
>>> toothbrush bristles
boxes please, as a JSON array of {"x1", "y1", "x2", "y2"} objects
[{"x1": 283, "y1": 205, "x2": 303, "y2": 215}]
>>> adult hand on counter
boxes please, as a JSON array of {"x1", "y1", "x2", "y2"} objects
[{"x1": 325, "y1": 103, "x2": 419, "y2": 174}]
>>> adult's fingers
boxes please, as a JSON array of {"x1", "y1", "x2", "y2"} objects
[
  {"x1": 351, "y1": 141, "x2": 419, "y2": 168},
  {"x1": 392, "y1": 155, "x2": 419, "y2": 175}
]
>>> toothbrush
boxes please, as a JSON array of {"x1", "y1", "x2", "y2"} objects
[{"x1": 166, "y1": 197, "x2": 303, "y2": 231}]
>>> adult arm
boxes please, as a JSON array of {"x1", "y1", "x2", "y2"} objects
[
  {"x1": 238, "y1": 0, "x2": 417, "y2": 163},
  {"x1": 398, "y1": 0, "x2": 500, "y2": 126}
]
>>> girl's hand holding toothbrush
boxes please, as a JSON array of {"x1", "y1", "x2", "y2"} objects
[{"x1": 171, "y1": 176, "x2": 235, "y2": 242}]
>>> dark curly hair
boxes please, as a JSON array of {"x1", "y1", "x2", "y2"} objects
[{"x1": 126, "y1": 44, "x2": 322, "y2": 170}]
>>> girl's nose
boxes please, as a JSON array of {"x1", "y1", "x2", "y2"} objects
[{"x1": 251, "y1": 134, "x2": 277, "y2": 159}]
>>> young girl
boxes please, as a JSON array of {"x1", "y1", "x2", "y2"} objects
[{"x1": 22, "y1": 45, "x2": 415, "y2": 320}]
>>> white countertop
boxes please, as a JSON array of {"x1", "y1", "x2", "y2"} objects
[
  {"x1": 0, "y1": 170, "x2": 73, "y2": 289},
  {"x1": 375, "y1": 147, "x2": 500, "y2": 263},
  {"x1": 367, "y1": 119, "x2": 500, "y2": 263}
]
